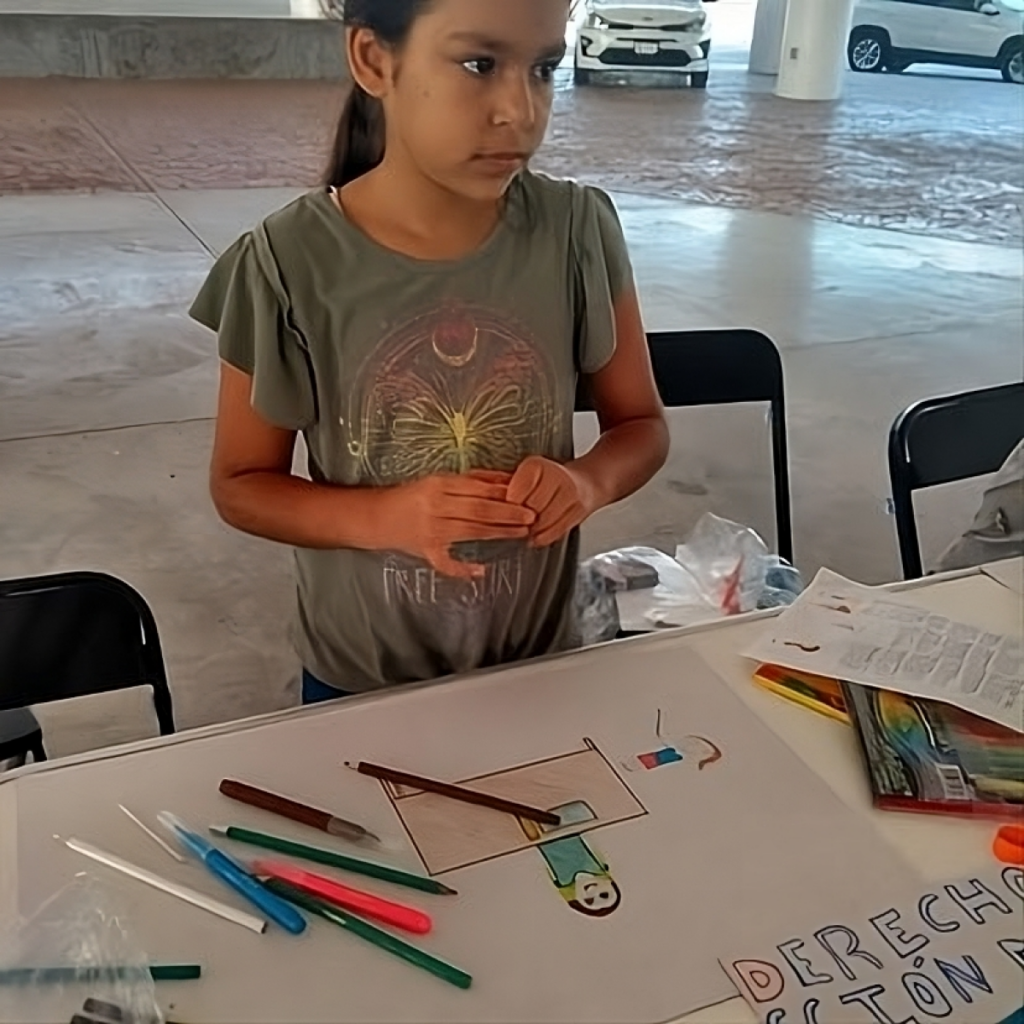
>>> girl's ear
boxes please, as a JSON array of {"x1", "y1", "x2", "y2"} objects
[{"x1": 345, "y1": 26, "x2": 395, "y2": 99}]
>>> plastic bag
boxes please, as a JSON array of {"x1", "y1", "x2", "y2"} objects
[
  {"x1": 0, "y1": 875, "x2": 163, "y2": 1024},
  {"x1": 587, "y1": 548, "x2": 664, "y2": 593},
  {"x1": 586, "y1": 516, "x2": 804, "y2": 634},
  {"x1": 652, "y1": 514, "x2": 802, "y2": 627},
  {"x1": 571, "y1": 560, "x2": 621, "y2": 647}
]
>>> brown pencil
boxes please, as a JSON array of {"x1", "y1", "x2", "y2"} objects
[
  {"x1": 353, "y1": 762, "x2": 561, "y2": 827},
  {"x1": 219, "y1": 779, "x2": 381, "y2": 845}
]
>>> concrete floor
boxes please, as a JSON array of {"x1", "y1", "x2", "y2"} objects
[{"x1": 1, "y1": 43, "x2": 1021, "y2": 757}]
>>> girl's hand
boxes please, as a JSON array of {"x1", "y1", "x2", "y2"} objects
[
  {"x1": 389, "y1": 472, "x2": 536, "y2": 580},
  {"x1": 507, "y1": 457, "x2": 598, "y2": 548}
]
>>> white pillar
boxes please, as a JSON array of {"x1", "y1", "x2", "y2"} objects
[
  {"x1": 749, "y1": 0, "x2": 789, "y2": 76},
  {"x1": 774, "y1": 0, "x2": 856, "y2": 101}
]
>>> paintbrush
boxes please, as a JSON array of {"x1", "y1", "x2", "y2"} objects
[{"x1": 349, "y1": 761, "x2": 561, "y2": 827}]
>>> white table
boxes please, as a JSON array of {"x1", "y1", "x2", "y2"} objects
[
  {"x1": 981, "y1": 555, "x2": 1024, "y2": 596},
  {"x1": 1, "y1": 565, "x2": 1021, "y2": 1024}
]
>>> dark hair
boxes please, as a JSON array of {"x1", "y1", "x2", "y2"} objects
[{"x1": 326, "y1": 0, "x2": 435, "y2": 188}]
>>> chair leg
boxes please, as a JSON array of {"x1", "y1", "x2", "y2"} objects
[{"x1": 30, "y1": 734, "x2": 47, "y2": 762}]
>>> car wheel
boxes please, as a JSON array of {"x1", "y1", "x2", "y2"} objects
[
  {"x1": 574, "y1": 64, "x2": 592, "y2": 86},
  {"x1": 1001, "y1": 45, "x2": 1023, "y2": 84},
  {"x1": 690, "y1": 71, "x2": 709, "y2": 89},
  {"x1": 847, "y1": 28, "x2": 889, "y2": 73}
]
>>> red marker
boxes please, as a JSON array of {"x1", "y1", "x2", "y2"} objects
[{"x1": 252, "y1": 860, "x2": 432, "y2": 934}]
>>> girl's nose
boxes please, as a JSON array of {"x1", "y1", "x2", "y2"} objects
[{"x1": 491, "y1": 72, "x2": 537, "y2": 130}]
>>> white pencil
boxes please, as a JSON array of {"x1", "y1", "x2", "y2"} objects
[
  {"x1": 119, "y1": 804, "x2": 186, "y2": 863},
  {"x1": 65, "y1": 837, "x2": 267, "y2": 935}
]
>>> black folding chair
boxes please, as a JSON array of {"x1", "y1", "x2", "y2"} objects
[
  {"x1": 0, "y1": 709, "x2": 46, "y2": 766},
  {"x1": 577, "y1": 329, "x2": 793, "y2": 563},
  {"x1": 888, "y1": 381, "x2": 1024, "y2": 580},
  {"x1": 0, "y1": 572, "x2": 174, "y2": 766}
]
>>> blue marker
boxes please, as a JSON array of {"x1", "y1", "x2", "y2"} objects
[{"x1": 157, "y1": 812, "x2": 306, "y2": 935}]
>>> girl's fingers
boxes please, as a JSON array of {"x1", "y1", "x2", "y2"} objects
[
  {"x1": 443, "y1": 479, "x2": 513, "y2": 503},
  {"x1": 451, "y1": 521, "x2": 531, "y2": 541},
  {"x1": 430, "y1": 549, "x2": 486, "y2": 580},
  {"x1": 532, "y1": 506, "x2": 583, "y2": 548},
  {"x1": 466, "y1": 469, "x2": 513, "y2": 485},
  {"x1": 524, "y1": 475, "x2": 562, "y2": 515},
  {"x1": 507, "y1": 460, "x2": 546, "y2": 505},
  {"x1": 443, "y1": 496, "x2": 536, "y2": 527}
]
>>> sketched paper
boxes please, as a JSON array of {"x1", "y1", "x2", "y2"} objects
[{"x1": 744, "y1": 569, "x2": 1024, "y2": 734}]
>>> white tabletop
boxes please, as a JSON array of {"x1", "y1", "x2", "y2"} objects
[
  {"x1": 1, "y1": 566, "x2": 1020, "y2": 1024},
  {"x1": 981, "y1": 555, "x2": 1024, "y2": 596}
]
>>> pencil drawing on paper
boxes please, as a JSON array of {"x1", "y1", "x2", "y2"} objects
[
  {"x1": 374, "y1": 738, "x2": 646, "y2": 886},
  {"x1": 621, "y1": 710, "x2": 723, "y2": 773},
  {"x1": 537, "y1": 831, "x2": 621, "y2": 917}
]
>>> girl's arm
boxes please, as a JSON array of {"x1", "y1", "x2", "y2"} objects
[
  {"x1": 210, "y1": 362, "x2": 384, "y2": 551},
  {"x1": 210, "y1": 362, "x2": 535, "y2": 578},
  {"x1": 572, "y1": 286, "x2": 670, "y2": 511},
  {"x1": 509, "y1": 288, "x2": 669, "y2": 546}
]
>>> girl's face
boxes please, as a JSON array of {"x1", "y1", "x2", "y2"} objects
[
  {"x1": 383, "y1": 0, "x2": 571, "y2": 201},
  {"x1": 574, "y1": 873, "x2": 620, "y2": 912}
]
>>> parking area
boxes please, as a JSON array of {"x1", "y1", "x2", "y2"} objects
[
  {"x1": 2, "y1": 2, "x2": 1020, "y2": 245},
  {"x1": 554, "y1": 0, "x2": 1022, "y2": 245}
]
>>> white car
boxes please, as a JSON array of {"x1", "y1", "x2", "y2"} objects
[
  {"x1": 848, "y1": 0, "x2": 1024, "y2": 83},
  {"x1": 574, "y1": 0, "x2": 716, "y2": 88}
]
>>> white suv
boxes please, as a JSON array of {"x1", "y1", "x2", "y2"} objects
[
  {"x1": 574, "y1": 0, "x2": 715, "y2": 88},
  {"x1": 848, "y1": 0, "x2": 1024, "y2": 83}
]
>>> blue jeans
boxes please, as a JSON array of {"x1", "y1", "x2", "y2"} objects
[{"x1": 301, "y1": 669, "x2": 352, "y2": 705}]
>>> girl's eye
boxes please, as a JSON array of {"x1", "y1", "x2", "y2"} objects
[
  {"x1": 534, "y1": 60, "x2": 560, "y2": 83},
  {"x1": 462, "y1": 57, "x2": 497, "y2": 76}
]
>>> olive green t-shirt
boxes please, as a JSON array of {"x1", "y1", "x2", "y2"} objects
[{"x1": 190, "y1": 171, "x2": 633, "y2": 692}]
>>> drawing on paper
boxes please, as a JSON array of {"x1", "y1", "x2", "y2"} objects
[
  {"x1": 621, "y1": 710, "x2": 723, "y2": 773},
  {"x1": 537, "y1": 832, "x2": 620, "y2": 917},
  {"x1": 375, "y1": 738, "x2": 646, "y2": 878}
]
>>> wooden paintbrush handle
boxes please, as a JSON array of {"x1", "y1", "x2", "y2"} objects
[{"x1": 219, "y1": 780, "x2": 332, "y2": 833}]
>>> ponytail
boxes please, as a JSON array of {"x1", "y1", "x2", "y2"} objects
[
  {"x1": 326, "y1": 83, "x2": 386, "y2": 188},
  {"x1": 324, "y1": 0, "x2": 433, "y2": 188}
]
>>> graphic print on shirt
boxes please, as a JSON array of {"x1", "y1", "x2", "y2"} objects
[{"x1": 347, "y1": 303, "x2": 561, "y2": 616}]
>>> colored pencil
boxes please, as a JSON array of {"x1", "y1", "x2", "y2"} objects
[
  {"x1": 753, "y1": 664, "x2": 850, "y2": 723},
  {"x1": 263, "y1": 879, "x2": 472, "y2": 990},
  {"x1": 119, "y1": 804, "x2": 186, "y2": 863},
  {"x1": 210, "y1": 825, "x2": 457, "y2": 896},
  {"x1": 65, "y1": 837, "x2": 267, "y2": 934},
  {"x1": 354, "y1": 761, "x2": 561, "y2": 826},
  {"x1": 219, "y1": 779, "x2": 380, "y2": 845},
  {"x1": 0, "y1": 965, "x2": 201, "y2": 984}
]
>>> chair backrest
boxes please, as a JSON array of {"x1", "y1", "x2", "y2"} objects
[
  {"x1": 0, "y1": 571, "x2": 174, "y2": 735},
  {"x1": 888, "y1": 381, "x2": 1024, "y2": 579},
  {"x1": 577, "y1": 329, "x2": 793, "y2": 563}
]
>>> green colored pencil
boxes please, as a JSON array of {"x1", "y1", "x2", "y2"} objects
[
  {"x1": 263, "y1": 879, "x2": 472, "y2": 990},
  {"x1": 210, "y1": 825, "x2": 456, "y2": 896},
  {"x1": 0, "y1": 965, "x2": 201, "y2": 984}
]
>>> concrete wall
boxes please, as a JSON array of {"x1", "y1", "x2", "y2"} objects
[
  {"x1": 0, "y1": 1, "x2": 295, "y2": 13},
  {"x1": 0, "y1": 14, "x2": 347, "y2": 78}
]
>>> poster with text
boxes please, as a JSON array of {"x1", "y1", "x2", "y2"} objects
[{"x1": 721, "y1": 866, "x2": 1024, "y2": 1024}]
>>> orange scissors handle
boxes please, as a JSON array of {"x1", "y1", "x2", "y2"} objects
[{"x1": 993, "y1": 824, "x2": 1024, "y2": 866}]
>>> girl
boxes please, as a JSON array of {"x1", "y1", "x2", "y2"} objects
[{"x1": 192, "y1": 0, "x2": 669, "y2": 703}]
